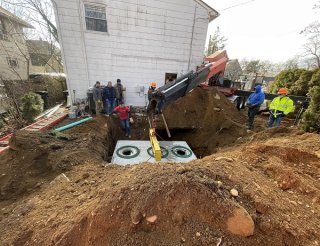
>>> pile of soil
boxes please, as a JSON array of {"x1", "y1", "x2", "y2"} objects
[
  {"x1": 0, "y1": 117, "x2": 116, "y2": 202},
  {"x1": 158, "y1": 87, "x2": 247, "y2": 156},
  {"x1": 0, "y1": 90, "x2": 319, "y2": 245},
  {"x1": 0, "y1": 127, "x2": 319, "y2": 245},
  {"x1": 0, "y1": 114, "x2": 150, "y2": 202}
]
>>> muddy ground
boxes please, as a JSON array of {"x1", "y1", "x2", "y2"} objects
[{"x1": 0, "y1": 88, "x2": 319, "y2": 245}]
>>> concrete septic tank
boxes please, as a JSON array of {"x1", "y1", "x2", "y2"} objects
[{"x1": 111, "y1": 140, "x2": 197, "y2": 165}]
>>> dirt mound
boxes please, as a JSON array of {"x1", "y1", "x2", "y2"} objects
[
  {"x1": 162, "y1": 87, "x2": 244, "y2": 129},
  {"x1": 0, "y1": 114, "x2": 152, "y2": 202},
  {"x1": 0, "y1": 130, "x2": 319, "y2": 245},
  {"x1": 0, "y1": 117, "x2": 119, "y2": 201},
  {"x1": 159, "y1": 87, "x2": 247, "y2": 156},
  {"x1": 55, "y1": 167, "x2": 256, "y2": 246},
  {"x1": 0, "y1": 94, "x2": 320, "y2": 245},
  {"x1": 236, "y1": 131, "x2": 320, "y2": 195}
]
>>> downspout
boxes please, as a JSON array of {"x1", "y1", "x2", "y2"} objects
[
  {"x1": 187, "y1": 3, "x2": 197, "y2": 71},
  {"x1": 77, "y1": 0, "x2": 90, "y2": 89},
  {"x1": 51, "y1": 0, "x2": 72, "y2": 98}
]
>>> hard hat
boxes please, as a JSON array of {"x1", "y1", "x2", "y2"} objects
[
  {"x1": 150, "y1": 82, "x2": 157, "y2": 88},
  {"x1": 278, "y1": 88, "x2": 288, "y2": 95}
]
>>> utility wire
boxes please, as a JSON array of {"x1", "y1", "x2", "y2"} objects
[{"x1": 219, "y1": 0, "x2": 257, "y2": 12}]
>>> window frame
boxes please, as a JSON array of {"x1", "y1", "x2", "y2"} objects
[
  {"x1": 83, "y1": 3, "x2": 108, "y2": 34},
  {"x1": 165, "y1": 73, "x2": 178, "y2": 84},
  {"x1": 7, "y1": 58, "x2": 19, "y2": 69}
]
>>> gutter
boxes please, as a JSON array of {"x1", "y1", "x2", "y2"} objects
[{"x1": 194, "y1": 0, "x2": 220, "y2": 22}]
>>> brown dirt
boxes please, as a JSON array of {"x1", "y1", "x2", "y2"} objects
[
  {"x1": 0, "y1": 117, "x2": 113, "y2": 202},
  {"x1": 0, "y1": 114, "x2": 151, "y2": 203},
  {"x1": 0, "y1": 88, "x2": 319, "y2": 245},
  {"x1": 158, "y1": 87, "x2": 247, "y2": 157},
  {"x1": 0, "y1": 128, "x2": 319, "y2": 245}
]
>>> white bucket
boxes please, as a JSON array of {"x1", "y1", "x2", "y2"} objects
[{"x1": 68, "y1": 111, "x2": 76, "y2": 119}]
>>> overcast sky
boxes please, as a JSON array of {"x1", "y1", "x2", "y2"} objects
[{"x1": 203, "y1": 0, "x2": 319, "y2": 62}]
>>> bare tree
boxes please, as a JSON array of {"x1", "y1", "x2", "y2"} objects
[
  {"x1": 1, "y1": 0, "x2": 63, "y2": 74},
  {"x1": 206, "y1": 27, "x2": 227, "y2": 56},
  {"x1": 300, "y1": 0, "x2": 320, "y2": 68},
  {"x1": 0, "y1": 0, "x2": 58, "y2": 43},
  {"x1": 283, "y1": 57, "x2": 300, "y2": 69},
  {"x1": 0, "y1": 76, "x2": 24, "y2": 127},
  {"x1": 303, "y1": 40, "x2": 320, "y2": 68},
  {"x1": 0, "y1": 2, "x2": 62, "y2": 125},
  {"x1": 301, "y1": 22, "x2": 320, "y2": 68},
  {"x1": 240, "y1": 59, "x2": 262, "y2": 76},
  {"x1": 240, "y1": 59, "x2": 281, "y2": 77}
]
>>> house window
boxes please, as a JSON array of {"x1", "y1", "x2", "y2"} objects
[
  {"x1": 84, "y1": 4, "x2": 108, "y2": 32},
  {"x1": 165, "y1": 73, "x2": 178, "y2": 84},
  {"x1": 7, "y1": 58, "x2": 18, "y2": 68}
]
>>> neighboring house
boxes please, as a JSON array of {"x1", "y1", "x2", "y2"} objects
[
  {"x1": 53, "y1": 0, "x2": 219, "y2": 105},
  {"x1": 26, "y1": 39, "x2": 64, "y2": 74},
  {"x1": 224, "y1": 59, "x2": 242, "y2": 81},
  {"x1": 240, "y1": 75, "x2": 266, "y2": 91},
  {"x1": 263, "y1": 76, "x2": 275, "y2": 92},
  {"x1": 0, "y1": 7, "x2": 32, "y2": 81}
]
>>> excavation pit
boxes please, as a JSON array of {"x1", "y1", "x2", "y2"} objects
[{"x1": 111, "y1": 140, "x2": 197, "y2": 165}]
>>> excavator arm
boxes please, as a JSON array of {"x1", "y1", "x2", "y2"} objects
[
  {"x1": 148, "y1": 50, "x2": 228, "y2": 113},
  {"x1": 147, "y1": 50, "x2": 228, "y2": 162}
]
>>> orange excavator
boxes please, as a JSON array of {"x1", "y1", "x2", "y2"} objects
[
  {"x1": 148, "y1": 49, "x2": 310, "y2": 113},
  {"x1": 148, "y1": 50, "x2": 228, "y2": 115},
  {"x1": 146, "y1": 50, "x2": 309, "y2": 161},
  {"x1": 147, "y1": 51, "x2": 228, "y2": 161}
]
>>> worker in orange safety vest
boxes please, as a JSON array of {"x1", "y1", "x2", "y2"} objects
[{"x1": 148, "y1": 82, "x2": 157, "y2": 102}]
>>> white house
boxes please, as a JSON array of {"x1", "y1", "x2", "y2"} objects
[{"x1": 52, "y1": 0, "x2": 219, "y2": 106}]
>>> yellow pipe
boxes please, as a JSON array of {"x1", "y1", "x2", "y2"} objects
[{"x1": 149, "y1": 128, "x2": 162, "y2": 161}]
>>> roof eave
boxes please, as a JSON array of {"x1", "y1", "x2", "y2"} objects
[
  {"x1": 208, "y1": 11, "x2": 220, "y2": 22},
  {"x1": 0, "y1": 8, "x2": 33, "y2": 28},
  {"x1": 195, "y1": 0, "x2": 220, "y2": 22},
  {"x1": 10, "y1": 17, "x2": 34, "y2": 29}
]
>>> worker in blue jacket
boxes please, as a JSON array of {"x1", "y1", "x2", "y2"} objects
[
  {"x1": 103, "y1": 81, "x2": 116, "y2": 115},
  {"x1": 246, "y1": 85, "x2": 265, "y2": 129}
]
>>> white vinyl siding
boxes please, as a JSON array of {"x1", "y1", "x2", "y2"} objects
[{"x1": 54, "y1": 0, "x2": 212, "y2": 106}]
